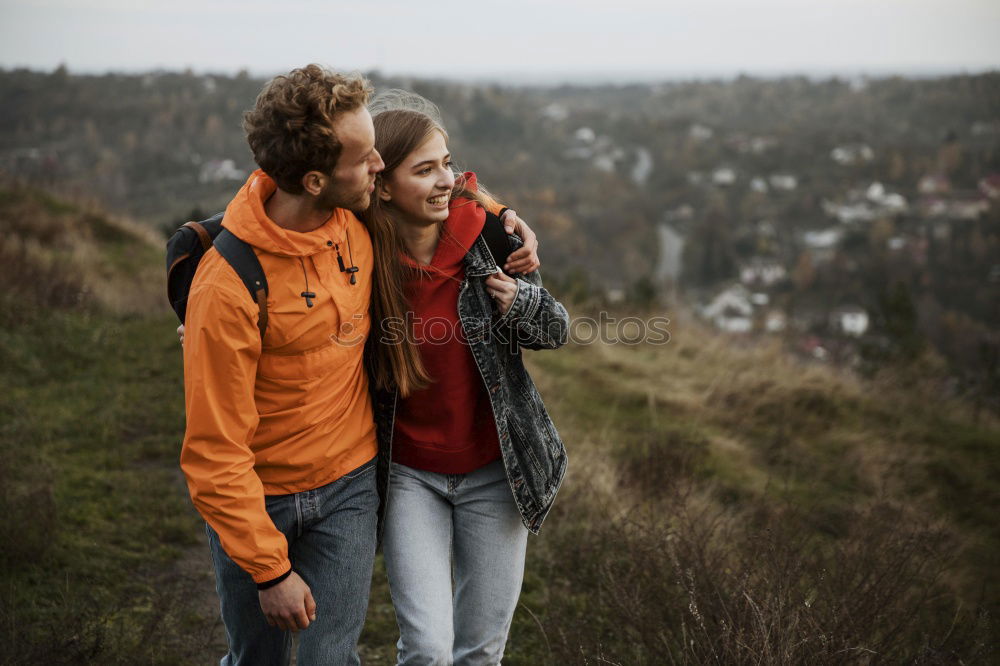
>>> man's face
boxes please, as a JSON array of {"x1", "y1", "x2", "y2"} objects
[{"x1": 316, "y1": 106, "x2": 384, "y2": 213}]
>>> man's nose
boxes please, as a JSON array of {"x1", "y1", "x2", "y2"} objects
[{"x1": 371, "y1": 150, "x2": 385, "y2": 174}]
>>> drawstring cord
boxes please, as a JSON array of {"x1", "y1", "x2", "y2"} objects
[
  {"x1": 298, "y1": 257, "x2": 316, "y2": 307},
  {"x1": 301, "y1": 223, "x2": 360, "y2": 308},
  {"x1": 338, "y1": 226, "x2": 359, "y2": 285},
  {"x1": 301, "y1": 225, "x2": 359, "y2": 308}
]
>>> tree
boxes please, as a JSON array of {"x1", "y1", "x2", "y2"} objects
[{"x1": 878, "y1": 281, "x2": 925, "y2": 362}]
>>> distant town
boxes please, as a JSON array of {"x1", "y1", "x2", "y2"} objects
[{"x1": 1, "y1": 67, "x2": 997, "y2": 389}]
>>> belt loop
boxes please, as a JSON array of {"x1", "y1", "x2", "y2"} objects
[{"x1": 294, "y1": 492, "x2": 304, "y2": 538}]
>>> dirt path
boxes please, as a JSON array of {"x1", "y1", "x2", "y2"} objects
[{"x1": 173, "y1": 537, "x2": 231, "y2": 656}]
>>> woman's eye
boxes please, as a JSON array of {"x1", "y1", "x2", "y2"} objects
[{"x1": 418, "y1": 167, "x2": 432, "y2": 175}]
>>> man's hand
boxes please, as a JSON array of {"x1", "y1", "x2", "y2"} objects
[
  {"x1": 499, "y1": 209, "x2": 540, "y2": 274},
  {"x1": 177, "y1": 324, "x2": 185, "y2": 345},
  {"x1": 259, "y1": 571, "x2": 317, "y2": 632}
]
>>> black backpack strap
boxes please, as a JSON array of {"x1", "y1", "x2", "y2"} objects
[
  {"x1": 480, "y1": 210, "x2": 513, "y2": 272},
  {"x1": 214, "y1": 229, "x2": 269, "y2": 337}
]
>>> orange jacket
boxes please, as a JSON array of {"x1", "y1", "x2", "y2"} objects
[{"x1": 180, "y1": 170, "x2": 377, "y2": 584}]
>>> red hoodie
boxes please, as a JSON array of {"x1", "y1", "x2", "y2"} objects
[{"x1": 391, "y1": 191, "x2": 501, "y2": 474}]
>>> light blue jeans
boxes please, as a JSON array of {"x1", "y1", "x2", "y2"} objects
[
  {"x1": 382, "y1": 459, "x2": 530, "y2": 666},
  {"x1": 206, "y1": 458, "x2": 379, "y2": 666}
]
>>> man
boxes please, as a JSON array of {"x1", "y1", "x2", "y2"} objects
[{"x1": 180, "y1": 64, "x2": 538, "y2": 665}]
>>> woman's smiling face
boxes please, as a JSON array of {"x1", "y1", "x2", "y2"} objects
[{"x1": 378, "y1": 130, "x2": 455, "y2": 227}]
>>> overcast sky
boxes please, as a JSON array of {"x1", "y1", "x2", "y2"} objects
[{"x1": 1, "y1": 0, "x2": 998, "y2": 82}]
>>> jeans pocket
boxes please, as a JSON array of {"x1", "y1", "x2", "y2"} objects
[{"x1": 260, "y1": 492, "x2": 299, "y2": 538}]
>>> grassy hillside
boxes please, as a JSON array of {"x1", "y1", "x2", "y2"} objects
[
  {"x1": 0, "y1": 180, "x2": 163, "y2": 317},
  {"x1": 0, "y1": 185, "x2": 995, "y2": 663},
  {"x1": 504, "y1": 325, "x2": 997, "y2": 663},
  {"x1": 0, "y1": 183, "x2": 213, "y2": 662}
]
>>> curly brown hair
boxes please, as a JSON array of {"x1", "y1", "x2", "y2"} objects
[{"x1": 243, "y1": 64, "x2": 372, "y2": 193}]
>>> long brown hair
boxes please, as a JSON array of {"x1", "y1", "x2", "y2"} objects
[{"x1": 360, "y1": 102, "x2": 493, "y2": 397}]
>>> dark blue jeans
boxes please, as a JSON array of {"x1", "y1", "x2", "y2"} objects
[{"x1": 206, "y1": 458, "x2": 379, "y2": 666}]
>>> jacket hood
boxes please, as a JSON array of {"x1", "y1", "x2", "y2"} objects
[{"x1": 223, "y1": 169, "x2": 353, "y2": 257}]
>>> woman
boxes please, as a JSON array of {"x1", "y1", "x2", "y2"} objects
[{"x1": 362, "y1": 92, "x2": 569, "y2": 665}]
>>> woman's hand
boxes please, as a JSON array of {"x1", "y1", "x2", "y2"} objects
[
  {"x1": 485, "y1": 269, "x2": 519, "y2": 316},
  {"x1": 500, "y1": 209, "x2": 540, "y2": 274},
  {"x1": 177, "y1": 324, "x2": 185, "y2": 345}
]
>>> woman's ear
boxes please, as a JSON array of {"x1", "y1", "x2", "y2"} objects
[{"x1": 377, "y1": 180, "x2": 392, "y2": 203}]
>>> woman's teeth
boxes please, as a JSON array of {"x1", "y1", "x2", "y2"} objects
[{"x1": 427, "y1": 194, "x2": 449, "y2": 205}]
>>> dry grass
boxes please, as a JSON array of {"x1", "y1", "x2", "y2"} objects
[
  {"x1": 0, "y1": 179, "x2": 165, "y2": 321},
  {"x1": 508, "y1": 312, "x2": 998, "y2": 664}
]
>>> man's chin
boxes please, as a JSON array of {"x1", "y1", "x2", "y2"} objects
[{"x1": 348, "y1": 192, "x2": 371, "y2": 214}]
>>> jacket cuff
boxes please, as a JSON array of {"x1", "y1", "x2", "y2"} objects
[
  {"x1": 497, "y1": 278, "x2": 539, "y2": 326},
  {"x1": 252, "y1": 560, "x2": 293, "y2": 588}
]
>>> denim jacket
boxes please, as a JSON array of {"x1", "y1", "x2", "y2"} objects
[{"x1": 372, "y1": 232, "x2": 570, "y2": 535}]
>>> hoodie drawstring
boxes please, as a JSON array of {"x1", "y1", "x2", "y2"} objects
[
  {"x1": 298, "y1": 257, "x2": 316, "y2": 308},
  {"x1": 335, "y1": 227, "x2": 359, "y2": 285}
]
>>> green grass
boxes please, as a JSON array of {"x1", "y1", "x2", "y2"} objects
[
  {"x1": 2, "y1": 277, "x2": 998, "y2": 663},
  {"x1": 0, "y1": 305, "x2": 210, "y2": 663}
]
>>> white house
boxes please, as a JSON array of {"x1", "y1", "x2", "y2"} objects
[
  {"x1": 541, "y1": 103, "x2": 569, "y2": 122},
  {"x1": 866, "y1": 182, "x2": 908, "y2": 212},
  {"x1": 823, "y1": 200, "x2": 876, "y2": 224},
  {"x1": 574, "y1": 127, "x2": 596, "y2": 143},
  {"x1": 918, "y1": 174, "x2": 950, "y2": 196},
  {"x1": 769, "y1": 174, "x2": 798, "y2": 191},
  {"x1": 712, "y1": 167, "x2": 737, "y2": 186},
  {"x1": 702, "y1": 284, "x2": 754, "y2": 333},
  {"x1": 749, "y1": 136, "x2": 777, "y2": 154},
  {"x1": 948, "y1": 197, "x2": 990, "y2": 220},
  {"x1": 739, "y1": 259, "x2": 787, "y2": 287},
  {"x1": 803, "y1": 228, "x2": 842, "y2": 249},
  {"x1": 887, "y1": 236, "x2": 908, "y2": 251},
  {"x1": 199, "y1": 159, "x2": 246, "y2": 184},
  {"x1": 831, "y1": 143, "x2": 874, "y2": 166},
  {"x1": 765, "y1": 310, "x2": 787, "y2": 333},
  {"x1": 689, "y1": 124, "x2": 714, "y2": 141},
  {"x1": 605, "y1": 287, "x2": 626, "y2": 304},
  {"x1": 829, "y1": 306, "x2": 869, "y2": 337},
  {"x1": 663, "y1": 204, "x2": 695, "y2": 223},
  {"x1": 979, "y1": 174, "x2": 1000, "y2": 200}
]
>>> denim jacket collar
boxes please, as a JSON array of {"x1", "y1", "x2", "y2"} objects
[{"x1": 463, "y1": 234, "x2": 519, "y2": 278}]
